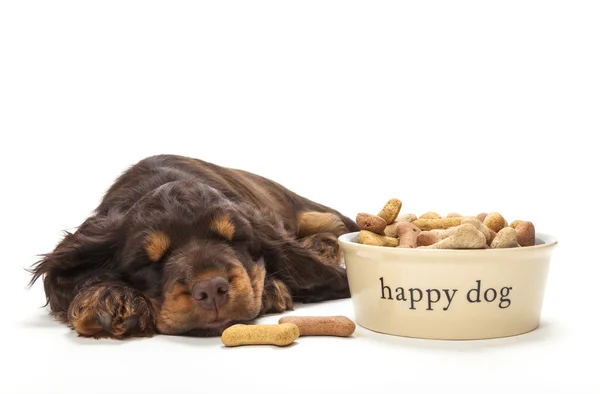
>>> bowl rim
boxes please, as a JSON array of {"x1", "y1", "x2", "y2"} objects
[{"x1": 338, "y1": 231, "x2": 557, "y2": 254}]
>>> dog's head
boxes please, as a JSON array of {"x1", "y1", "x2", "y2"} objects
[{"x1": 118, "y1": 180, "x2": 268, "y2": 335}]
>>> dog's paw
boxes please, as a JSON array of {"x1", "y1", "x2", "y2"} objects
[
  {"x1": 67, "y1": 284, "x2": 155, "y2": 339},
  {"x1": 261, "y1": 279, "x2": 294, "y2": 314}
]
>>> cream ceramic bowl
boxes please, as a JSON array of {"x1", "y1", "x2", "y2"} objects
[{"x1": 338, "y1": 232, "x2": 557, "y2": 340}]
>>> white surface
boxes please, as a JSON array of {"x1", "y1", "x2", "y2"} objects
[{"x1": 1, "y1": 1, "x2": 599, "y2": 393}]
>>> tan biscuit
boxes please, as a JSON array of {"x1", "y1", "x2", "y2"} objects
[
  {"x1": 461, "y1": 217, "x2": 493, "y2": 244},
  {"x1": 278, "y1": 316, "x2": 355, "y2": 337},
  {"x1": 490, "y1": 227, "x2": 519, "y2": 249},
  {"x1": 397, "y1": 213, "x2": 417, "y2": 223},
  {"x1": 419, "y1": 211, "x2": 442, "y2": 220},
  {"x1": 383, "y1": 221, "x2": 403, "y2": 238},
  {"x1": 377, "y1": 198, "x2": 402, "y2": 225},
  {"x1": 357, "y1": 230, "x2": 399, "y2": 247},
  {"x1": 412, "y1": 217, "x2": 462, "y2": 231},
  {"x1": 419, "y1": 224, "x2": 486, "y2": 249},
  {"x1": 221, "y1": 323, "x2": 300, "y2": 347},
  {"x1": 483, "y1": 212, "x2": 507, "y2": 233}
]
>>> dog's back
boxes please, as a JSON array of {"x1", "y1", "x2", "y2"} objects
[{"x1": 96, "y1": 154, "x2": 357, "y2": 235}]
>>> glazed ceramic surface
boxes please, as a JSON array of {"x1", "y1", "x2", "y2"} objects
[{"x1": 338, "y1": 232, "x2": 557, "y2": 340}]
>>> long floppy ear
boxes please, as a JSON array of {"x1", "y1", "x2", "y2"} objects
[
  {"x1": 244, "y1": 208, "x2": 349, "y2": 303},
  {"x1": 27, "y1": 212, "x2": 124, "y2": 322}
]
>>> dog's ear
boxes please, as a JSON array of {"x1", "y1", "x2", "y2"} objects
[
  {"x1": 242, "y1": 207, "x2": 349, "y2": 301},
  {"x1": 28, "y1": 212, "x2": 124, "y2": 319}
]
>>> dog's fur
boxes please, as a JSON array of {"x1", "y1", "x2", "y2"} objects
[{"x1": 28, "y1": 155, "x2": 359, "y2": 339}]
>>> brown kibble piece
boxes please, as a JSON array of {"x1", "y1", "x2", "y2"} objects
[
  {"x1": 412, "y1": 217, "x2": 462, "y2": 230},
  {"x1": 490, "y1": 227, "x2": 519, "y2": 249},
  {"x1": 483, "y1": 212, "x2": 507, "y2": 233},
  {"x1": 397, "y1": 222, "x2": 421, "y2": 248},
  {"x1": 488, "y1": 229, "x2": 497, "y2": 246},
  {"x1": 221, "y1": 323, "x2": 300, "y2": 347},
  {"x1": 278, "y1": 316, "x2": 355, "y2": 337},
  {"x1": 515, "y1": 221, "x2": 535, "y2": 247},
  {"x1": 419, "y1": 224, "x2": 486, "y2": 249},
  {"x1": 510, "y1": 220, "x2": 524, "y2": 229},
  {"x1": 357, "y1": 230, "x2": 399, "y2": 247},
  {"x1": 476, "y1": 213, "x2": 488, "y2": 222},
  {"x1": 417, "y1": 231, "x2": 442, "y2": 247},
  {"x1": 377, "y1": 198, "x2": 402, "y2": 225},
  {"x1": 356, "y1": 213, "x2": 387, "y2": 235},
  {"x1": 419, "y1": 211, "x2": 442, "y2": 220}
]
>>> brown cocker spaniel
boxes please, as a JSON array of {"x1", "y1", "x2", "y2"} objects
[{"x1": 28, "y1": 155, "x2": 359, "y2": 339}]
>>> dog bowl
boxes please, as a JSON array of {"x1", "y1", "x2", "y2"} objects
[{"x1": 338, "y1": 232, "x2": 557, "y2": 340}]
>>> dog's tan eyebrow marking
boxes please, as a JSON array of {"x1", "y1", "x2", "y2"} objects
[
  {"x1": 145, "y1": 231, "x2": 171, "y2": 262},
  {"x1": 210, "y1": 215, "x2": 235, "y2": 241}
]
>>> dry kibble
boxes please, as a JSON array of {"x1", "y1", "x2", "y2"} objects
[
  {"x1": 278, "y1": 316, "x2": 355, "y2": 337},
  {"x1": 221, "y1": 323, "x2": 300, "y2": 347},
  {"x1": 377, "y1": 198, "x2": 402, "y2": 225},
  {"x1": 412, "y1": 217, "x2": 462, "y2": 230},
  {"x1": 384, "y1": 221, "x2": 401, "y2": 238},
  {"x1": 490, "y1": 227, "x2": 519, "y2": 249},
  {"x1": 510, "y1": 220, "x2": 524, "y2": 229},
  {"x1": 358, "y1": 230, "x2": 399, "y2": 247},
  {"x1": 461, "y1": 217, "x2": 493, "y2": 244},
  {"x1": 515, "y1": 221, "x2": 535, "y2": 247},
  {"x1": 397, "y1": 222, "x2": 421, "y2": 248},
  {"x1": 356, "y1": 213, "x2": 387, "y2": 235},
  {"x1": 397, "y1": 213, "x2": 418, "y2": 223},
  {"x1": 354, "y1": 200, "x2": 539, "y2": 249},
  {"x1": 419, "y1": 211, "x2": 442, "y2": 220},
  {"x1": 430, "y1": 226, "x2": 461, "y2": 239},
  {"x1": 417, "y1": 231, "x2": 442, "y2": 247},
  {"x1": 483, "y1": 212, "x2": 507, "y2": 233},
  {"x1": 488, "y1": 229, "x2": 497, "y2": 246},
  {"x1": 419, "y1": 224, "x2": 486, "y2": 249}
]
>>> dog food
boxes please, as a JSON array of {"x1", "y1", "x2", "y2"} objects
[
  {"x1": 491, "y1": 227, "x2": 519, "y2": 248},
  {"x1": 483, "y1": 212, "x2": 508, "y2": 233},
  {"x1": 397, "y1": 222, "x2": 421, "y2": 248},
  {"x1": 356, "y1": 198, "x2": 537, "y2": 249},
  {"x1": 412, "y1": 217, "x2": 463, "y2": 230},
  {"x1": 358, "y1": 230, "x2": 399, "y2": 247},
  {"x1": 419, "y1": 223, "x2": 487, "y2": 249},
  {"x1": 278, "y1": 316, "x2": 356, "y2": 337},
  {"x1": 419, "y1": 211, "x2": 442, "y2": 220},
  {"x1": 377, "y1": 198, "x2": 402, "y2": 224},
  {"x1": 461, "y1": 217, "x2": 494, "y2": 244},
  {"x1": 356, "y1": 213, "x2": 387, "y2": 235},
  {"x1": 221, "y1": 323, "x2": 300, "y2": 347},
  {"x1": 515, "y1": 221, "x2": 535, "y2": 247}
]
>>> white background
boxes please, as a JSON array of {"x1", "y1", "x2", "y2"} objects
[{"x1": 1, "y1": 1, "x2": 599, "y2": 393}]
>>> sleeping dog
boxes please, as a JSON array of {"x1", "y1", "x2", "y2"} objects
[{"x1": 28, "y1": 155, "x2": 359, "y2": 339}]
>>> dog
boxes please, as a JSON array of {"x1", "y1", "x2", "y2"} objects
[{"x1": 28, "y1": 154, "x2": 359, "y2": 339}]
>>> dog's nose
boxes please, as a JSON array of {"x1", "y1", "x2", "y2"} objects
[{"x1": 192, "y1": 276, "x2": 229, "y2": 309}]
